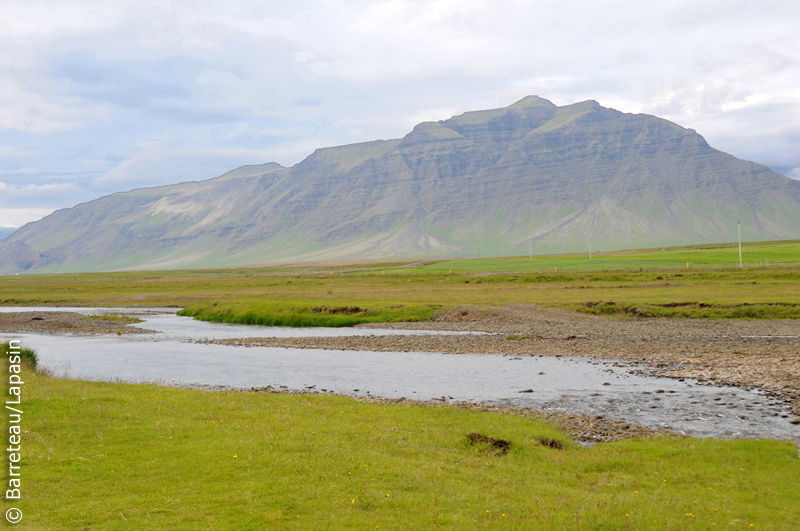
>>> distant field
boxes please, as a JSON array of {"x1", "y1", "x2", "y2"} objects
[{"x1": 2, "y1": 239, "x2": 799, "y2": 323}]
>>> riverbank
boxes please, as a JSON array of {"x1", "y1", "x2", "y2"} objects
[
  {"x1": 16, "y1": 369, "x2": 800, "y2": 530},
  {"x1": 182, "y1": 382, "x2": 678, "y2": 444}
]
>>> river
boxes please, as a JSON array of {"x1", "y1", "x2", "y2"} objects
[{"x1": 1, "y1": 307, "x2": 797, "y2": 443}]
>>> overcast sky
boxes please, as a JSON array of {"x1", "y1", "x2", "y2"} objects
[{"x1": 1, "y1": 0, "x2": 799, "y2": 234}]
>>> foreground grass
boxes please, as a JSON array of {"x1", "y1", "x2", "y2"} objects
[
  {"x1": 2, "y1": 240, "x2": 800, "y2": 323},
  {"x1": 9, "y1": 368, "x2": 799, "y2": 530}
]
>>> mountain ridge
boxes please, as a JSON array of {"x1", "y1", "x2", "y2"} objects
[{"x1": 2, "y1": 96, "x2": 799, "y2": 273}]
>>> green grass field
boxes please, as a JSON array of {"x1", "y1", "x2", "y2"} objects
[
  {"x1": 10, "y1": 364, "x2": 800, "y2": 529},
  {"x1": 2, "y1": 239, "x2": 799, "y2": 324},
  {"x1": 423, "y1": 239, "x2": 800, "y2": 272}
]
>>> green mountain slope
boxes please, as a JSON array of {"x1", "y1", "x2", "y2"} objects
[{"x1": 3, "y1": 96, "x2": 800, "y2": 272}]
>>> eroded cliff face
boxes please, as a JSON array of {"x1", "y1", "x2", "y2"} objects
[{"x1": 3, "y1": 96, "x2": 800, "y2": 272}]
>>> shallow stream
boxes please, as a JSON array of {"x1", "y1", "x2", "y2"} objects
[{"x1": 2, "y1": 307, "x2": 797, "y2": 443}]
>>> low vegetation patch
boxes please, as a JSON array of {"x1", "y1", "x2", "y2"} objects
[
  {"x1": 536, "y1": 436, "x2": 566, "y2": 450},
  {"x1": 507, "y1": 333, "x2": 543, "y2": 340},
  {"x1": 178, "y1": 300, "x2": 439, "y2": 327},
  {"x1": 576, "y1": 301, "x2": 800, "y2": 319},
  {"x1": 83, "y1": 313, "x2": 144, "y2": 324}
]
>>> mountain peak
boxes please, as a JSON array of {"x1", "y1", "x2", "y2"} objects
[{"x1": 508, "y1": 96, "x2": 556, "y2": 109}]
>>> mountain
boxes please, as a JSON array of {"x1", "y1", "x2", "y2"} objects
[{"x1": 3, "y1": 96, "x2": 800, "y2": 273}]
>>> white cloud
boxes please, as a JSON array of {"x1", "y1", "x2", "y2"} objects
[
  {"x1": 0, "y1": 146, "x2": 48, "y2": 160},
  {"x1": 0, "y1": 74, "x2": 78, "y2": 134},
  {"x1": 257, "y1": 126, "x2": 312, "y2": 137},
  {"x1": 0, "y1": 207, "x2": 56, "y2": 228},
  {"x1": 789, "y1": 168, "x2": 800, "y2": 180}
]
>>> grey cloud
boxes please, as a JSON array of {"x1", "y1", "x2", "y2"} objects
[{"x1": 49, "y1": 53, "x2": 249, "y2": 124}]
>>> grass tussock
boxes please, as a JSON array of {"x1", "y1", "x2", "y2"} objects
[
  {"x1": 14, "y1": 372, "x2": 800, "y2": 529},
  {"x1": 1, "y1": 341, "x2": 48, "y2": 375},
  {"x1": 465, "y1": 432, "x2": 513, "y2": 455}
]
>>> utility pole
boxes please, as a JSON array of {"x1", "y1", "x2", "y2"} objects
[
  {"x1": 589, "y1": 238, "x2": 592, "y2": 261},
  {"x1": 738, "y1": 221, "x2": 742, "y2": 268},
  {"x1": 529, "y1": 237, "x2": 532, "y2": 259}
]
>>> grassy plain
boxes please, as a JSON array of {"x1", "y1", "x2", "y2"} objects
[
  {"x1": 424, "y1": 239, "x2": 800, "y2": 272},
  {"x1": 1, "y1": 240, "x2": 799, "y2": 324},
  {"x1": 11, "y1": 365, "x2": 800, "y2": 530}
]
